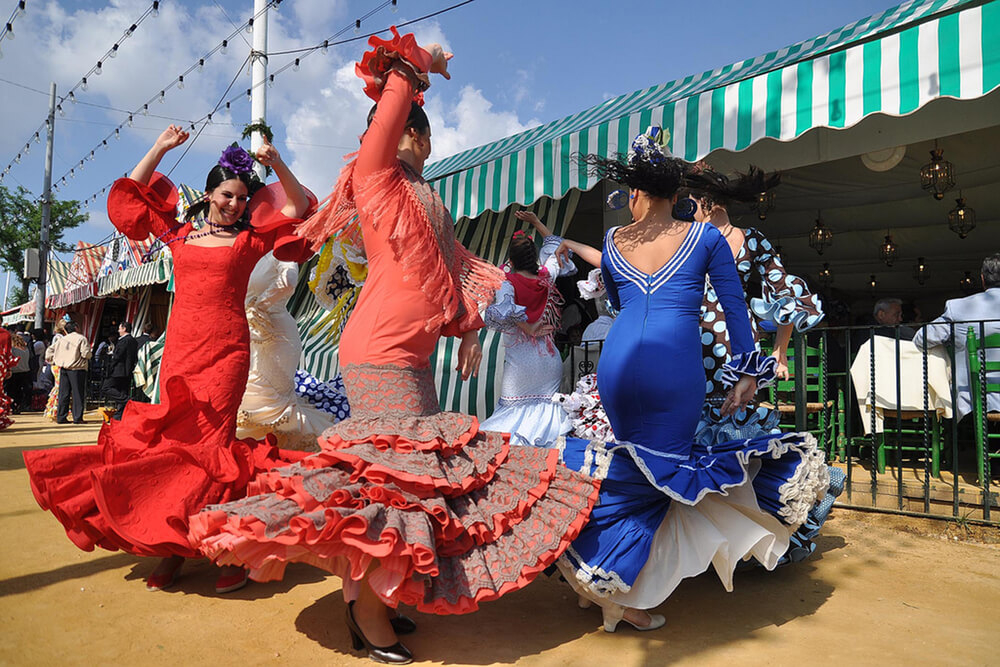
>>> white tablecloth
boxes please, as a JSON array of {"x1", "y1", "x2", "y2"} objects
[{"x1": 850, "y1": 336, "x2": 953, "y2": 434}]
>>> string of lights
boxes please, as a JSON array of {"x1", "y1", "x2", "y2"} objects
[
  {"x1": 63, "y1": 0, "x2": 481, "y2": 210},
  {"x1": 49, "y1": 0, "x2": 283, "y2": 196},
  {"x1": 0, "y1": 0, "x2": 26, "y2": 53},
  {"x1": 0, "y1": 1, "x2": 160, "y2": 185}
]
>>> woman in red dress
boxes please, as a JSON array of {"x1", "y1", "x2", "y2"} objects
[
  {"x1": 0, "y1": 326, "x2": 17, "y2": 431},
  {"x1": 23, "y1": 126, "x2": 315, "y2": 593},
  {"x1": 189, "y1": 30, "x2": 600, "y2": 664}
]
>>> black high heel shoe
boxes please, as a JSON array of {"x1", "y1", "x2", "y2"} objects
[
  {"x1": 345, "y1": 601, "x2": 413, "y2": 665},
  {"x1": 389, "y1": 613, "x2": 417, "y2": 635}
]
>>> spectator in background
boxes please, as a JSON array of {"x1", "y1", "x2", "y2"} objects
[
  {"x1": 52, "y1": 321, "x2": 92, "y2": 424},
  {"x1": 135, "y1": 322, "x2": 156, "y2": 349},
  {"x1": 102, "y1": 321, "x2": 139, "y2": 419},
  {"x1": 5, "y1": 332, "x2": 32, "y2": 413},
  {"x1": 854, "y1": 297, "x2": 916, "y2": 350},
  {"x1": 913, "y1": 253, "x2": 1000, "y2": 421}
]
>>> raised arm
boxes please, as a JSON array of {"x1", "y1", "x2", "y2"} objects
[
  {"x1": 557, "y1": 238, "x2": 602, "y2": 269},
  {"x1": 129, "y1": 125, "x2": 189, "y2": 185}
]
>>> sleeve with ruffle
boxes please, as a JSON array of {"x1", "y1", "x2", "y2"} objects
[
  {"x1": 439, "y1": 242, "x2": 505, "y2": 338},
  {"x1": 106, "y1": 176, "x2": 180, "y2": 242},
  {"x1": 539, "y1": 236, "x2": 577, "y2": 280},
  {"x1": 253, "y1": 259, "x2": 298, "y2": 313},
  {"x1": 745, "y1": 228, "x2": 824, "y2": 332},
  {"x1": 706, "y1": 226, "x2": 776, "y2": 390},
  {"x1": 483, "y1": 281, "x2": 527, "y2": 333}
]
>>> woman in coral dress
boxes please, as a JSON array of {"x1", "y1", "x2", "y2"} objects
[
  {"x1": 189, "y1": 30, "x2": 600, "y2": 664},
  {"x1": 23, "y1": 126, "x2": 314, "y2": 593},
  {"x1": 480, "y1": 211, "x2": 576, "y2": 447}
]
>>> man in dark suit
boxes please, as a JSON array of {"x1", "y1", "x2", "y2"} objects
[
  {"x1": 135, "y1": 321, "x2": 156, "y2": 349},
  {"x1": 102, "y1": 321, "x2": 139, "y2": 419}
]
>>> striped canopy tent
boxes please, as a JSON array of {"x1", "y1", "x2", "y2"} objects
[
  {"x1": 424, "y1": 0, "x2": 999, "y2": 221},
  {"x1": 0, "y1": 259, "x2": 72, "y2": 325},
  {"x1": 46, "y1": 241, "x2": 106, "y2": 309}
]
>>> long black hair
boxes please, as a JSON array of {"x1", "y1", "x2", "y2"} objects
[
  {"x1": 184, "y1": 165, "x2": 260, "y2": 230},
  {"x1": 684, "y1": 165, "x2": 780, "y2": 212},
  {"x1": 584, "y1": 152, "x2": 687, "y2": 200}
]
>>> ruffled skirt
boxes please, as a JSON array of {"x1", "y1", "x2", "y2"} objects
[
  {"x1": 189, "y1": 363, "x2": 600, "y2": 614},
  {"x1": 555, "y1": 430, "x2": 828, "y2": 608}
]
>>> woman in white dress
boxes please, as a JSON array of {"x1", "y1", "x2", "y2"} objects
[
  {"x1": 236, "y1": 251, "x2": 336, "y2": 451},
  {"x1": 479, "y1": 210, "x2": 576, "y2": 447}
]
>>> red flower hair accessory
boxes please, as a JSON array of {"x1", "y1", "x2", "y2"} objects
[{"x1": 356, "y1": 26, "x2": 433, "y2": 103}]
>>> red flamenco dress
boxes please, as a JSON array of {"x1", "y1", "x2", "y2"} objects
[
  {"x1": 23, "y1": 174, "x2": 314, "y2": 559},
  {"x1": 0, "y1": 327, "x2": 16, "y2": 431},
  {"x1": 188, "y1": 30, "x2": 601, "y2": 614}
]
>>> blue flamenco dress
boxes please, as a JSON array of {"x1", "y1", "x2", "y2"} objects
[{"x1": 556, "y1": 223, "x2": 828, "y2": 609}]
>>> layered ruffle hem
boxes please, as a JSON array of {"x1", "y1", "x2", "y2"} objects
[
  {"x1": 189, "y1": 363, "x2": 600, "y2": 614},
  {"x1": 24, "y1": 375, "x2": 308, "y2": 558}
]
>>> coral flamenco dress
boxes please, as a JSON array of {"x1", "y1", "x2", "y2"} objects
[
  {"x1": 188, "y1": 31, "x2": 600, "y2": 614},
  {"x1": 23, "y1": 174, "x2": 314, "y2": 559}
]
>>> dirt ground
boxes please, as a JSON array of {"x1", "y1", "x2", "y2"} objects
[{"x1": 1, "y1": 412, "x2": 998, "y2": 667}]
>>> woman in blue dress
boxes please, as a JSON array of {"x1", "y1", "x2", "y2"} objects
[{"x1": 555, "y1": 128, "x2": 828, "y2": 632}]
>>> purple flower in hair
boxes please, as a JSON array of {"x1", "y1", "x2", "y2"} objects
[{"x1": 219, "y1": 144, "x2": 255, "y2": 174}]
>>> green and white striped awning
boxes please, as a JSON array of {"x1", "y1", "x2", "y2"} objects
[
  {"x1": 97, "y1": 254, "x2": 173, "y2": 297},
  {"x1": 425, "y1": 0, "x2": 1000, "y2": 221}
]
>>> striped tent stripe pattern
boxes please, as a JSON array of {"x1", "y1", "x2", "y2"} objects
[{"x1": 424, "y1": 0, "x2": 1000, "y2": 221}]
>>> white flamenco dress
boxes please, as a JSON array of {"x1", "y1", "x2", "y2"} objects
[
  {"x1": 480, "y1": 236, "x2": 576, "y2": 447},
  {"x1": 236, "y1": 252, "x2": 337, "y2": 451}
]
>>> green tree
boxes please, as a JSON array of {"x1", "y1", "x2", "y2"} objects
[{"x1": 0, "y1": 184, "x2": 87, "y2": 306}]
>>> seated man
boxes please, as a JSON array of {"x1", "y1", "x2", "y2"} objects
[
  {"x1": 913, "y1": 253, "x2": 1000, "y2": 421},
  {"x1": 854, "y1": 297, "x2": 916, "y2": 351}
]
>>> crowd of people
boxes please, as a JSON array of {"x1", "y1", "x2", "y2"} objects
[{"x1": 10, "y1": 28, "x2": 995, "y2": 666}]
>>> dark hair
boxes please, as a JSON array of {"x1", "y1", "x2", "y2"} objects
[
  {"x1": 65, "y1": 321, "x2": 78, "y2": 334},
  {"x1": 367, "y1": 101, "x2": 431, "y2": 135},
  {"x1": 184, "y1": 165, "x2": 259, "y2": 229},
  {"x1": 120, "y1": 321, "x2": 132, "y2": 334},
  {"x1": 685, "y1": 165, "x2": 780, "y2": 211},
  {"x1": 143, "y1": 322, "x2": 155, "y2": 334},
  {"x1": 508, "y1": 233, "x2": 539, "y2": 273},
  {"x1": 583, "y1": 153, "x2": 686, "y2": 200},
  {"x1": 982, "y1": 252, "x2": 1000, "y2": 289}
]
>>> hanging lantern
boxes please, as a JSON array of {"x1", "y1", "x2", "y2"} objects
[
  {"x1": 808, "y1": 212, "x2": 833, "y2": 255},
  {"x1": 919, "y1": 145, "x2": 956, "y2": 200},
  {"x1": 817, "y1": 263, "x2": 833, "y2": 289},
  {"x1": 947, "y1": 195, "x2": 976, "y2": 239},
  {"x1": 879, "y1": 232, "x2": 897, "y2": 267},
  {"x1": 868, "y1": 274, "x2": 878, "y2": 294},
  {"x1": 959, "y1": 271, "x2": 977, "y2": 295},
  {"x1": 751, "y1": 190, "x2": 775, "y2": 221},
  {"x1": 913, "y1": 256, "x2": 930, "y2": 286}
]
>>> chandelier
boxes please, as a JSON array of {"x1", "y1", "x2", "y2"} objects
[
  {"x1": 919, "y1": 144, "x2": 956, "y2": 200},
  {"x1": 879, "y1": 232, "x2": 897, "y2": 266},
  {"x1": 913, "y1": 257, "x2": 930, "y2": 286},
  {"x1": 751, "y1": 190, "x2": 775, "y2": 221},
  {"x1": 959, "y1": 271, "x2": 977, "y2": 295},
  {"x1": 947, "y1": 195, "x2": 976, "y2": 239},
  {"x1": 808, "y1": 212, "x2": 833, "y2": 255},
  {"x1": 817, "y1": 263, "x2": 833, "y2": 289}
]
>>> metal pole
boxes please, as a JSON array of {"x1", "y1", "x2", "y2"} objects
[
  {"x1": 34, "y1": 82, "x2": 56, "y2": 330},
  {"x1": 249, "y1": 0, "x2": 268, "y2": 181}
]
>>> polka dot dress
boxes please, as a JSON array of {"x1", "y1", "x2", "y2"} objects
[{"x1": 294, "y1": 370, "x2": 350, "y2": 422}]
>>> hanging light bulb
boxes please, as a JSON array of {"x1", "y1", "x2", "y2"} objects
[
  {"x1": 246, "y1": 18, "x2": 253, "y2": 33},
  {"x1": 158, "y1": 90, "x2": 165, "y2": 103},
  {"x1": 947, "y1": 194, "x2": 976, "y2": 239},
  {"x1": 959, "y1": 271, "x2": 977, "y2": 295},
  {"x1": 115, "y1": 127, "x2": 121, "y2": 139},
  {"x1": 70, "y1": 168, "x2": 75, "y2": 179},
  {"x1": 89, "y1": 150, "x2": 95, "y2": 160},
  {"x1": 246, "y1": 87, "x2": 252, "y2": 102},
  {"x1": 141, "y1": 103, "x2": 148, "y2": 115},
  {"x1": 102, "y1": 140, "x2": 108, "y2": 150},
  {"x1": 13, "y1": 154, "x2": 20, "y2": 164},
  {"x1": 95, "y1": 60, "x2": 103, "y2": 75},
  {"x1": 321, "y1": 39, "x2": 328, "y2": 54},
  {"x1": 127, "y1": 114, "x2": 133, "y2": 126},
  {"x1": 268, "y1": 74, "x2": 275, "y2": 88},
  {"x1": 206, "y1": 113, "x2": 213, "y2": 124},
  {"x1": 817, "y1": 263, "x2": 833, "y2": 289},
  {"x1": 293, "y1": 58, "x2": 300, "y2": 71},
  {"x1": 221, "y1": 39, "x2": 228, "y2": 55},
  {"x1": 913, "y1": 256, "x2": 931, "y2": 286},
  {"x1": 68, "y1": 91, "x2": 77, "y2": 104},
  {"x1": 879, "y1": 232, "x2": 897, "y2": 266},
  {"x1": 868, "y1": 274, "x2": 877, "y2": 293},
  {"x1": 23, "y1": 143, "x2": 29, "y2": 155},
  {"x1": 6, "y1": 23, "x2": 14, "y2": 40},
  {"x1": 177, "y1": 75, "x2": 184, "y2": 89},
  {"x1": 225, "y1": 101, "x2": 231, "y2": 110},
  {"x1": 57, "y1": 104, "x2": 65, "y2": 117},
  {"x1": 109, "y1": 43, "x2": 119, "y2": 58},
  {"x1": 151, "y1": 1, "x2": 159, "y2": 18},
  {"x1": 15, "y1": 2, "x2": 25, "y2": 19},
  {"x1": 392, "y1": 0, "x2": 398, "y2": 13},
  {"x1": 81, "y1": 77, "x2": 88, "y2": 91},
  {"x1": 355, "y1": 19, "x2": 361, "y2": 35},
  {"x1": 126, "y1": 23, "x2": 137, "y2": 37},
  {"x1": 198, "y1": 58, "x2": 205, "y2": 72},
  {"x1": 33, "y1": 132, "x2": 40, "y2": 143}
]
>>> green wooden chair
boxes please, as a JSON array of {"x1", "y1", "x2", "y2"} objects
[
  {"x1": 967, "y1": 326, "x2": 1000, "y2": 485},
  {"x1": 762, "y1": 338, "x2": 838, "y2": 461},
  {"x1": 872, "y1": 407, "x2": 945, "y2": 478}
]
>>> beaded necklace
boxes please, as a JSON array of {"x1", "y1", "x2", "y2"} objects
[{"x1": 142, "y1": 217, "x2": 241, "y2": 262}]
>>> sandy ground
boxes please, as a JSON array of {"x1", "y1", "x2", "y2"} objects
[{"x1": 1, "y1": 412, "x2": 998, "y2": 667}]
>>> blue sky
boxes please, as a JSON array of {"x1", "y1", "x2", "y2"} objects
[{"x1": 0, "y1": 0, "x2": 902, "y2": 301}]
